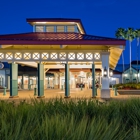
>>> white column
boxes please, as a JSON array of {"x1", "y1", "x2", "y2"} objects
[
  {"x1": 54, "y1": 73, "x2": 59, "y2": 89},
  {"x1": 101, "y1": 53, "x2": 110, "y2": 98},
  {"x1": 44, "y1": 71, "x2": 46, "y2": 89}
]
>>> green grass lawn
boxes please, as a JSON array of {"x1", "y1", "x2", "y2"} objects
[{"x1": 0, "y1": 98, "x2": 140, "y2": 140}]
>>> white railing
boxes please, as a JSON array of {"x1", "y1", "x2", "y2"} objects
[{"x1": 0, "y1": 50, "x2": 109, "y2": 62}]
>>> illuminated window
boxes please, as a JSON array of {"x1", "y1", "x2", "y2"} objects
[
  {"x1": 15, "y1": 53, "x2": 22, "y2": 60},
  {"x1": 33, "y1": 53, "x2": 40, "y2": 60},
  {"x1": 67, "y1": 26, "x2": 75, "y2": 32},
  {"x1": 42, "y1": 53, "x2": 49, "y2": 60},
  {"x1": 57, "y1": 26, "x2": 64, "y2": 32},
  {"x1": 77, "y1": 53, "x2": 84, "y2": 60},
  {"x1": 68, "y1": 53, "x2": 75, "y2": 60},
  {"x1": 6, "y1": 53, "x2": 13, "y2": 60},
  {"x1": 24, "y1": 53, "x2": 31, "y2": 60},
  {"x1": 0, "y1": 53, "x2": 4, "y2": 59},
  {"x1": 35, "y1": 26, "x2": 44, "y2": 32},
  {"x1": 59, "y1": 52, "x2": 66, "y2": 60},
  {"x1": 94, "y1": 53, "x2": 100, "y2": 60},
  {"x1": 86, "y1": 53, "x2": 93, "y2": 60},
  {"x1": 46, "y1": 26, "x2": 54, "y2": 32},
  {"x1": 51, "y1": 53, "x2": 57, "y2": 59}
]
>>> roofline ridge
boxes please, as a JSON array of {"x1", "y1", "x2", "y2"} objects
[
  {"x1": 84, "y1": 34, "x2": 125, "y2": 40},
  {"x1": 0, "y1": 32, "x2": 33, "y2": 36}
]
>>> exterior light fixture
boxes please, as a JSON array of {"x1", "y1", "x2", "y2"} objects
[
  {"x1": 60, "y1": 45, "x2": 67, "y2": 49},
  {"x1": 0, "y1": 61, "x2": 4, "y2": 70},
  {"x1": 130, "y1": 69, "x2": 133, "y2": 75},
  {"x1": 110, "y1": 70, "x2": 113, "y2": 77},
  {"x1": 60, "y1": 61, "x2": 66, "y2": 65},
  {"x1": 104, "y1": 67, "x2": 107, "y2": 77}
]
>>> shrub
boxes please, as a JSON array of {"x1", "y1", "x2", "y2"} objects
[{"x1": 0, "y1": 98, "x2": 140, "y2": 139}]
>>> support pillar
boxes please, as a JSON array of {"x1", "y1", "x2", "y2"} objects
[
  {"x1": 44, "y1": 71, "x2": 46, "y2": 89},
  {"x1": 37, "y1": 63, "x2": 45, "y2": 98},
  {"x1": 101, "y1": 53, "x2": 110, "y2": 99},
  {"x1": 92, "y1": 64, "x2": 96, "y2": 97},
  {"x1": 54, "y1": 73, "x2": 59, "y2": 89},
  {"x1": 21, "y1": 75, "x2": 24, "y2": 89},
  {"x1": 9, "y1": 63, "x2": 18, "y2": 98},
  {"x1": 65, "y1": 64, "x2": 70, "y2": 98}
]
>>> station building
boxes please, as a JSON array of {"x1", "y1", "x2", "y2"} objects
[{"x1": 0, "y1": 18, "x2": 125, "y2": 98}]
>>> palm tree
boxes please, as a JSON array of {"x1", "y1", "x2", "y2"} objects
[
  {"x1": 115, "y1": 28, "x2": 126, "y2": 81},
  {"x1": 134, "y1": 29, "x2": 140, "y2": 83},
  {"x1": 125, "y1": 28, "x2": 135, "y2": 73},
  {"x1": 115, "y1": 28, "x2": 135, "y2": 83}
]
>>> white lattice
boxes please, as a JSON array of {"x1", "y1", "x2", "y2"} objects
[
  {"x1": 15, "y1": 53, "x2": 22, "y2": 60},
  {"x1": 94, "y1": 53, "x2": 100, "y2": 60},
  {"x1": 77, "y1": 53, "x2": 84, "y2": 60},
  {"x1": 33, "y1": 53, "x2": 40, "y2": 60},
  {"x1": 86, "y1": 53, "x2": 93, "y2": 60},
  {"x1": 24, "y1": 53, "x2": 31, "y2": 60},
  {"x1": 6, "y1": 53, "x2": 13, "y2": 60},
  {"x1": 42, "y1": 53, "x2": 49, "y2": 60},
  {"x1": 0, "y1": 53, "x2": 4, "y2": 59},
  {"x1": 59, "y1": 52, "x2": 66, "y2": 60},
  {"x1": 68, "y1": 53, "x2": 75, "y2": 60},
  {"x1": 51, "y1": 53, "x2": 57, "y2": 59}
]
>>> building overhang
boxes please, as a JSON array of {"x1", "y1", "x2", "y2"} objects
[{"x1": 0, "y1": 32, "x2": 126, "y2": 70}]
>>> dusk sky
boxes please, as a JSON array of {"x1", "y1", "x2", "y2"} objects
[{"x1": 0, "y1": 0, "x2": 140, "y2": 64}]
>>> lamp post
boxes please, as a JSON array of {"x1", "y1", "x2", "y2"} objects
[
  {"x1": 104, "y1": 67, "x2": 107, "y2": 77},
  {"x1": 130, "y1": 69, "x2": 133, "y2": 83},
  {"x1": 109, "y1": 70, "x2": 113, "y2": 77}
]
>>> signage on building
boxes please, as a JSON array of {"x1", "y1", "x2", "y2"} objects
[{"x1": 0, "y1": 62, "x2": 4, "y2": 70}]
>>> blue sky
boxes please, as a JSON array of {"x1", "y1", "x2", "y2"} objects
[{"x1": 0, "y1": 0, "x2": 140, "y2": 64}]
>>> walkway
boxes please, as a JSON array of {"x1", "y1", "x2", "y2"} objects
[{"x1": 0, "y1": 88, "x2": 140, "y2": 101}]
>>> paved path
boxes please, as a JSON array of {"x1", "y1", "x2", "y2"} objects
[{"x1": 0, "y1": 88, "x2": 140, "y2": 102}]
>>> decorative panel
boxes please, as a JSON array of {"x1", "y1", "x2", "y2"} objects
[
  {"x1": 15, "y1": 53, "x2": 22, "y2": 60},
  {"x1": 68, "y1": 53, "x2": 75, "y2": 60},
  {"x1": 6, "y1": 53, "x2": 13, "y2": 60},
  {"x1": 24, "y1": 53, "x2": 31, "y2": 60},
  {"x1": 94, "y1": 53, "x2": 100, "y2": 60},
  {"x1": 0, "y1": 53, "x2": 4, "y2": 59},
  {"x1": 59, "y1": 52, "x2": 66, "y2": 60},
  {"x1": 50, "y1": 53, "x2": 57, "y2": 60},
  {"x1": 77, "y1": 53, "x2": 84, "y2": 60},
  {"x1": 33, "y1": 53, "x2": 40, "y2": 60},
  {"x1": 42, "y1": 53, "x2": 49, "y2": 60},
  {"x1": 86, "y1": 53, "x2": 93, "y2": 60}
]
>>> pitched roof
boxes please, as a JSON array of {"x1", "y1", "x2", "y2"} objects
[
  {"x1": 26, "y1": 18, "x2": 83, "y2": 22},
  {"x1": 0, "y1": 32, "x2": 125, "y2": 45},
  {"x1": 131, "y1": 60, "x2": 140, "y2": 65}
]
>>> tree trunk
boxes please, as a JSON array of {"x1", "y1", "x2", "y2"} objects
[
  {"x1": 129, "y1": 41, "x2": 132, "y2": 83},
  {"x1": 122, "y1": 51, "x2": 125, "y2": 83},
  {"x1": 137, "y1": 37, "x2": 140, "y2": 83}
]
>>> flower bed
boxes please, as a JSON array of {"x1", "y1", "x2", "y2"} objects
[{"x1": 113, "y1": 83, "x2": 140, "y2": 90}]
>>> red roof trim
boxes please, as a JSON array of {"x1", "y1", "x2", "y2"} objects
[
  {"x1": 0, "y1": 40, "x2": 125, "y2": 45},
  {"x1": 26, "y1": 18, "x2": 82, "y2": 23},
  {"x1": 0, "y1": 32, "x2": 126, "y2": 45}
]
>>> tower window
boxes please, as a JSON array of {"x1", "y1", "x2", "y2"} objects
[{"x1": 35, "y1": 26, "x2": 44, "y2": 32}]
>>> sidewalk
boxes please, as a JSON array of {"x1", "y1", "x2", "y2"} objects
[{"x1": 0, "y1": 88, "x2": 140, "y2": 101}]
